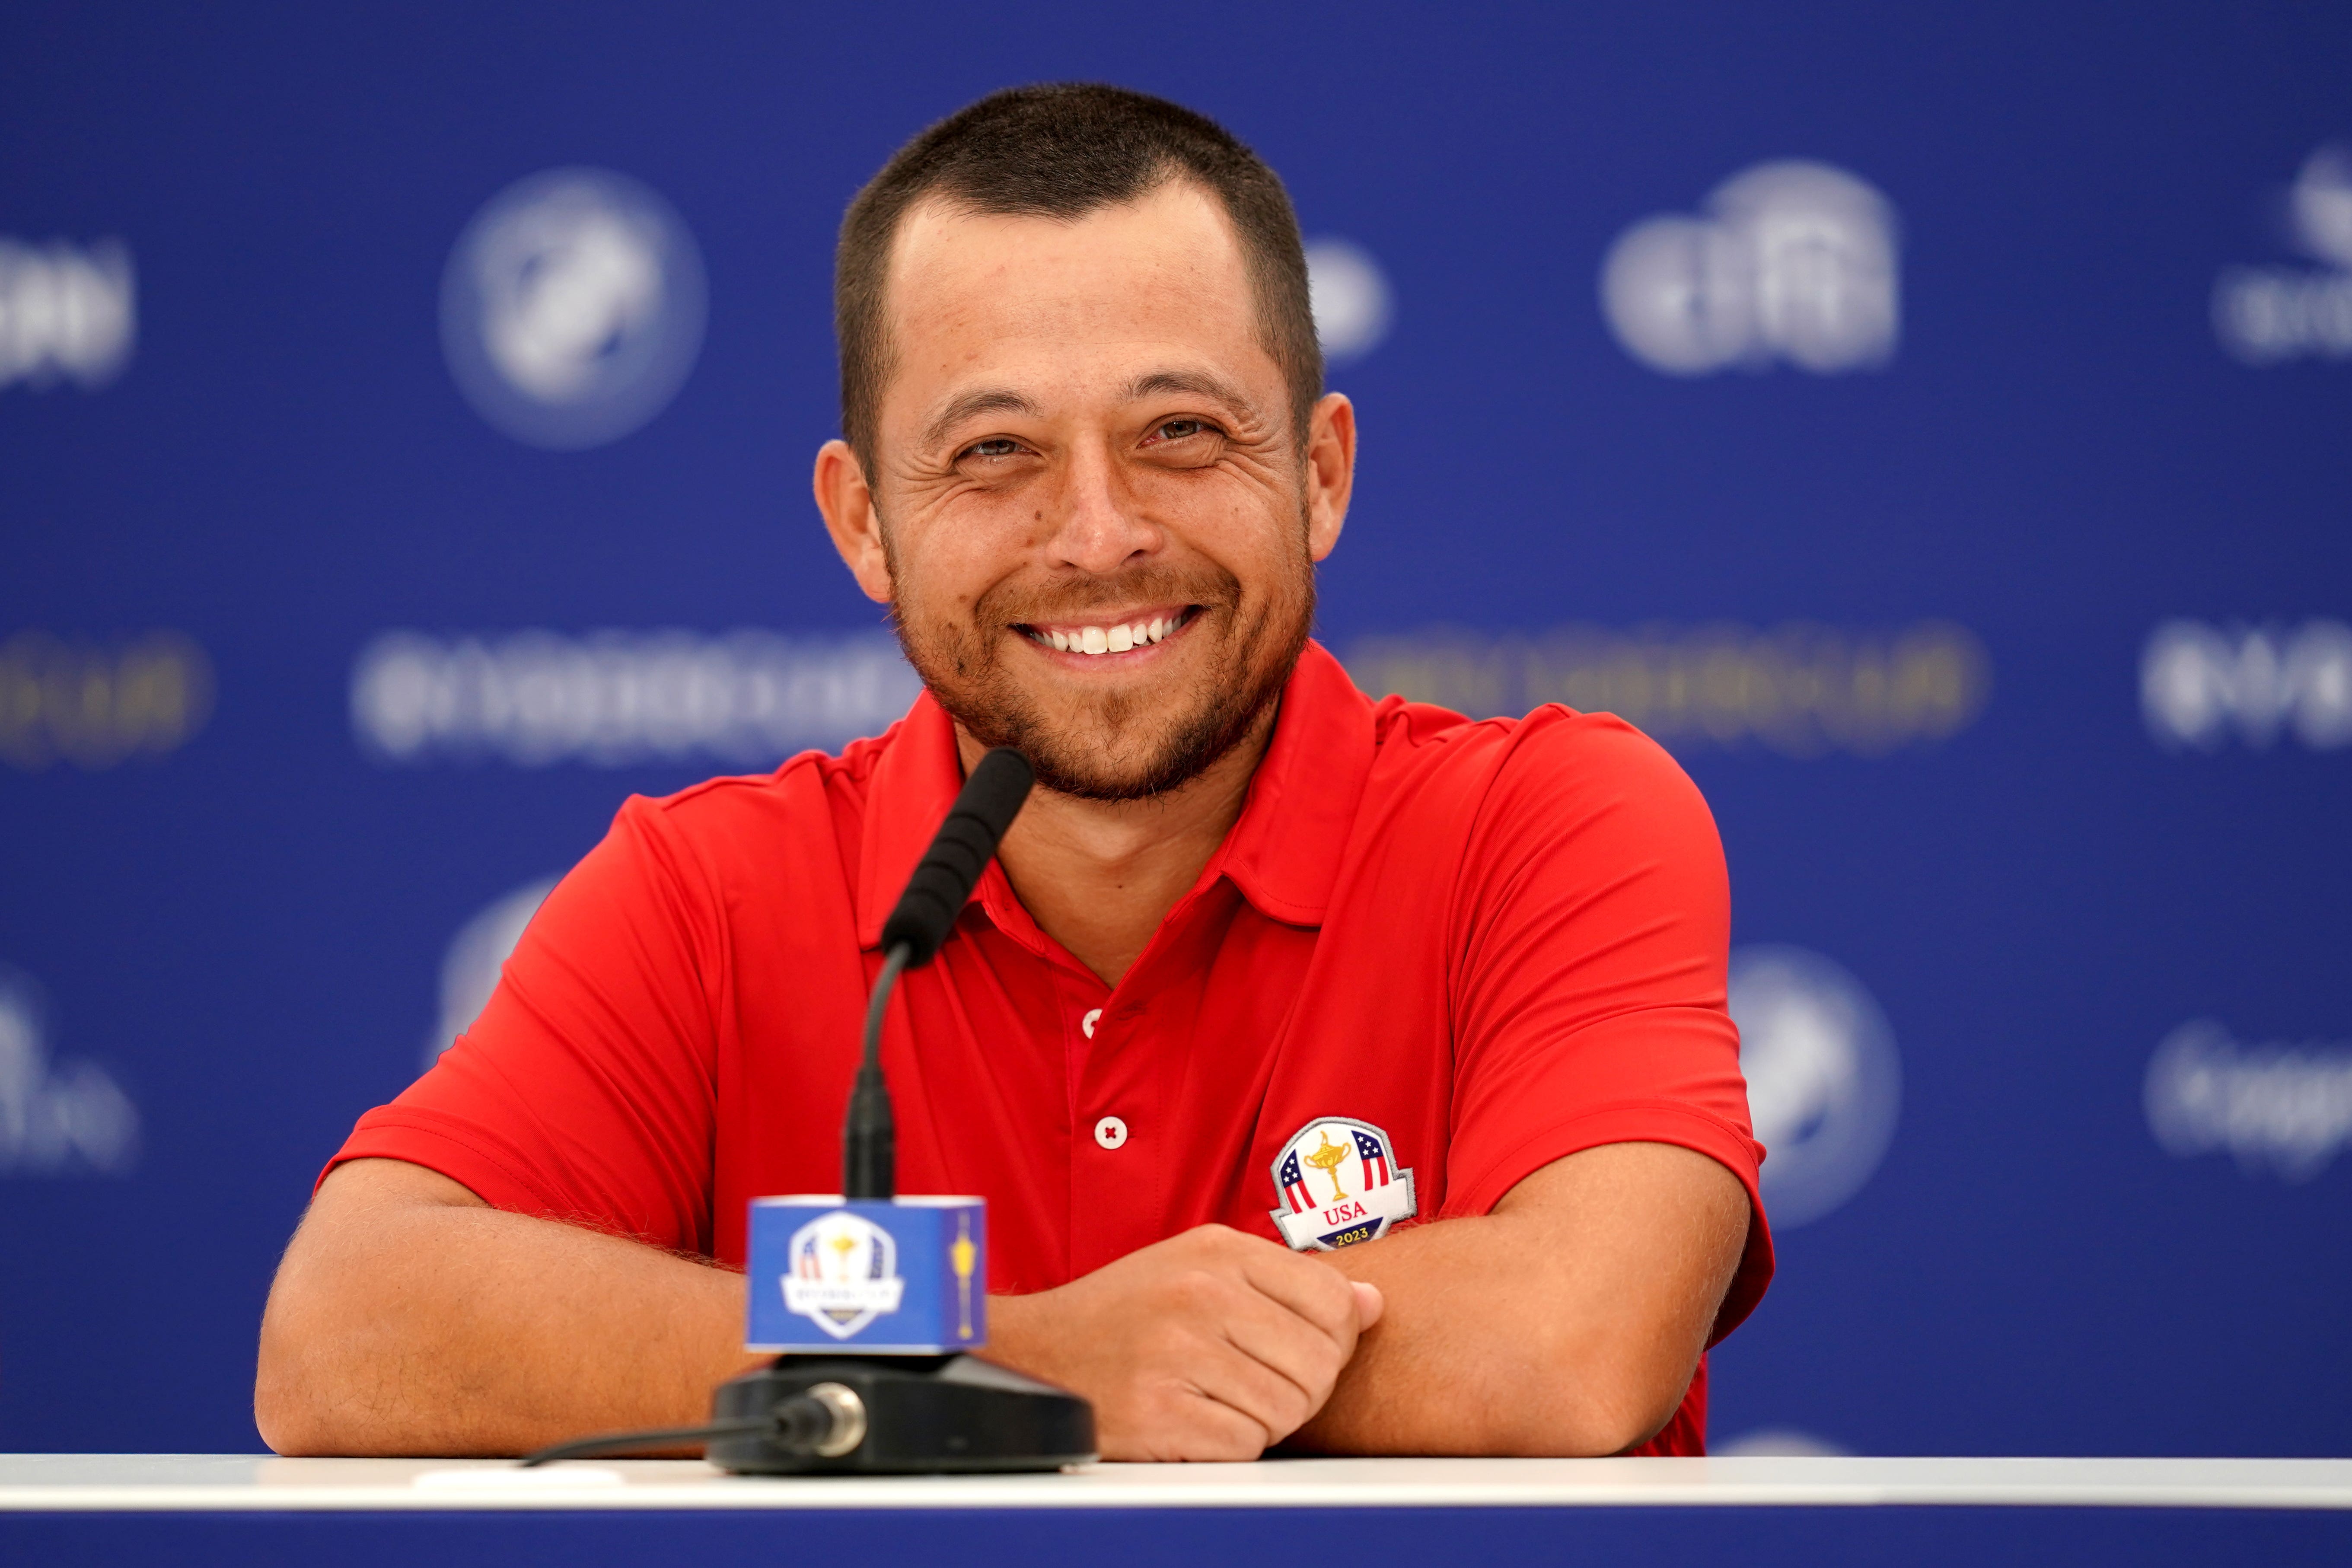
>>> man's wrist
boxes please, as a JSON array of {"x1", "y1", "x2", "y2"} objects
[{"x1": 976, "y1": 1291, "x2": 1056, "y2": 1379}]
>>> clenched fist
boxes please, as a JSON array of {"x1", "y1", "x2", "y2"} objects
[{"x1": 981, "y1": 1224, "x2": 1383, "y2": 1460}]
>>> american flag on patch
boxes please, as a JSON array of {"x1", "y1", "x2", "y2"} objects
[
  {"x1": 1352, "y1": 1128, "x2": 1393, "y2": 1187},
  {"x1": 1277, "y1": 1149, "x2": 1315, "y2": 1214}
]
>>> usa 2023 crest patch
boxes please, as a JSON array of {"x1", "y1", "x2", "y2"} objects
[{"x1": 1268, "y1": 1116, "x2": 1418, "y2": 1251}]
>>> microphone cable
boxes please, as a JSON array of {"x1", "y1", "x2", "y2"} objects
[
  {"x1": 519, "y1": 1382, "x2": 867, "y2": 1467},
  {"x1": 518, "y1": 1417, "x2": 773, "y2": 1467}
]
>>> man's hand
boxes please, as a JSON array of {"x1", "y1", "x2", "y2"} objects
[{"x1": 982, "y1": 1224, "x2": 1383, "y2": 1460}]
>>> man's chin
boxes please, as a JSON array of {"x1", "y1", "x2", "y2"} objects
[
  {"x1": 964, "y1": 703, "x2": 1258, "y2": 803},
  {"x1": 900, "y1": 586, "x2": 1313, "y2": 803}
]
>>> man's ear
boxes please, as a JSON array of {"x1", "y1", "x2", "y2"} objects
[
  {"x1": 813, "y1": 439, "x2": 895, "y2": 604},
  {"x1": 1303, "y1": 392, "x2": 1356, "y2": 563}
]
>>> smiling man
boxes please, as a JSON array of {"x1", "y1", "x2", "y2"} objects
[{"x1": 256, "y1": 84, "x2": 1771, "y2": 1461}]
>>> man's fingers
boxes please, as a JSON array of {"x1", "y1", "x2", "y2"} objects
[
  {"x1": 1211, "y1": 1287, "x2": 1349, "y2": 1418},
  {"x1": 1102, "y1": 1381, "x2": 1271, "y2": 1463},
  {"x1": 1234, "y1": 1240, "x2": 1368, "y2": 1347},
  {"x1": 1183, "y1": 1332, "x2": 1320, "y2": 1444},
  {"x1": 1173, "y1": 1392, "x2": 1276, "y2": 1461},
  {"x1": 1011, "y1": 1227, "x2": 1386, "y2": 1463},
  {"x1": 1351, "y1": 1279, "x2": 1384, "y2": 1329}
]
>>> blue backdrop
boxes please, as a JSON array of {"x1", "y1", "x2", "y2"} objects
[{"x1": 4, "y1": 0, "x2": 2349, "y2": 1459}]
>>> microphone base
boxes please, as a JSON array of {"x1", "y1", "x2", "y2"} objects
[{"x1": 707, "y1": 1354, "x2": 1096, "y2": 1475}]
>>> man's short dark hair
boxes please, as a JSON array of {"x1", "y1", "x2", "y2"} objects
[{"x1": 835, "y1": 83, "x2": 1323, "y2": 471}]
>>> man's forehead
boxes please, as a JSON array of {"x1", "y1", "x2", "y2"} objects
[
  {"x1": 876, "y1": 184, "x2": 1272, "y2": 411},
  {"x1": 887, "y1": 179, "x2": 1247, "y2": 299}
]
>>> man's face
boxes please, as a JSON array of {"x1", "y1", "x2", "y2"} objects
[{"x1": 823, "y1": 181, "x2": 1351, "y2": 800}]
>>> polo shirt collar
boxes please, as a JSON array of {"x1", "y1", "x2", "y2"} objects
[
  {"x1": 1207, "y1": 640, "x2": 1375, "y2": 927},
  {"x1": 854, "y1": 639, "x2": 1377, "y2": 949}
]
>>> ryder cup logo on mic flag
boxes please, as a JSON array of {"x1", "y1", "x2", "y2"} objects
[{"x1": 745, "y1": 1196, "x2": 986, "y2": 1353}]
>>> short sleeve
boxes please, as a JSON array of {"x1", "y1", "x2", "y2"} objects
[
  {"x1": 1440, "y1": 710, "x2": 1773, "y2": 1341},
  {"x1": 321, "y1": 796, "x2": 726, "y2": 1257}
]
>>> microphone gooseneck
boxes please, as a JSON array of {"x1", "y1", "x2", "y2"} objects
[
  {"x1": 843, "y1": 747, "x2": 1035, "y2": 1201},
  {"x1": 842, "y1": 942, "x2": 910, "y2": 1201}
]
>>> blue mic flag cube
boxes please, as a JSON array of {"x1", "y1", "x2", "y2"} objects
[{"x1": 744, "y1": 1196, "x2": 987, "y2": 1354}]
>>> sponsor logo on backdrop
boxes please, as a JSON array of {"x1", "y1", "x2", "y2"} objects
[
  {"x1": 0, "y1": 631, "x2": 214, "y2": 772},
  {"x1": 2142, "y1": 619, "x2": 2352, "y2": 751},
  {"x1": 2212, "y1": 144, "x2": 2352, "y2": 363},
  {"x1": 352, "y1": 628, "x2": 922, "y2": 768},
  {"x1": 1714, "y1": 1428, "x2": 1851, "y2": 1458},
  {"x1": 440, "y1": 168, "x2": 707, "y2": 449},
  {"x1": 1304, "y1": 239, "x2": 1393, "y2": 363},
  {"x1": 1601, "y1": 162, "x2": 1900, "y2": 376},
  {"x1": 1729, "y1": 945, "x2": 1901, "y2": 1228},
  {"x1": 0, "y1": 239, "x2": 134, "y2": 391},
  {"x1": 2146, "y1": 1020, "x2": 2352, "y2": 1182},
  {"x1": 0, "y1": 968, "x2": 139, "y2": 1176},
  {"x1": 784, "y1": 1211, "x2": 906, "y2": 1338},
  {"x1": 1345, "y1": 621, "x2": 1988, "y2": 758},
  {"x1": 424, "y1": 877, "x2": 559, "y2": 1068}
]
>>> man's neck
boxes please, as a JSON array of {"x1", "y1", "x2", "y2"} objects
[{"x1": 956, "y1": 708, "x2": 1277, "y2": 989}]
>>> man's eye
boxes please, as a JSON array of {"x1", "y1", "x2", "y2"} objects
[
  {"x1": 963, "y1": 438, "x2": 1022, "y2": 460},
  {"x1": 1154, "y1": 419, "x2": 1211, "y2": 442}
]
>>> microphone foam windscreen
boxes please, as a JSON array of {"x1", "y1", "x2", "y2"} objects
[{"x1": 880, "y1": 747, "x2": 1034, "y2": 965}]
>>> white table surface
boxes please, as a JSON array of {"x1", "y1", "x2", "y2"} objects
[{"x1": 2, "y1": 1455, "x2": 2349, "y2": 1512}]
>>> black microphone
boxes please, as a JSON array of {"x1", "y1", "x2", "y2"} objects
[
  {"x1": 881, "y1": 746, "x2": 1037, "y2": 964},
  {"x1": 844, "y1": 747, "x2": 1034, "y2": 1200},
  {"x1": 526, "y1": 742, "x2": 1090, "y2": 1476}
]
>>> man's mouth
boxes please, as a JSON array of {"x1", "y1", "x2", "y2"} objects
[{"x1": 1017, "y1": 605, "x2": 1199, "y2": 658}]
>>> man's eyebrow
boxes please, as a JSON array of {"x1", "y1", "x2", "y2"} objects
[
  {"x1": 921, "y1": 388, "x2": 1042, "y2": 451},
  {"x1": 1123, "y1": 368, "x2": 1262, "y2": 421}
]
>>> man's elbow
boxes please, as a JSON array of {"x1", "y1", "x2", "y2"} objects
[
  {"x1": 253, "y1": 1372, "x2": 330, "y2": 1457},
  {"x1": 1554, "y1": 1366, "x2": 1690, "y2": 1456},
  {"x1": 254, "y1": 1230, "x2": 405, "y2": 1456},
  {"x1": 1507, "y1": 1329, "x2": 1699, "y2": 1456},
  {"x1": 253, "y1": 1280, "x2": 351, "y2": 1455}
]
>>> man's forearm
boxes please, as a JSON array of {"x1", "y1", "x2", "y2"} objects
[
  {"x1": 256, "y1": 1160, "x2": 762, "y2": 1456},
  {"x1": 1288, "y1": 1143, "x2": 1749, "y2": 1456}
]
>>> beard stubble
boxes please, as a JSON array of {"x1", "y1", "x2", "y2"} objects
[{"x1": 886, "y1": 541, "x2": 1316, "y2": 803}]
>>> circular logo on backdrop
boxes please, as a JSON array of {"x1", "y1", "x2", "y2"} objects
[
  {"x1": 1728, "y1": 944, "x2": 1902, "y2": 1227},
  {"x1": 440, "y1": 168, "x2": 707, "y2": 449},
  {"x1": 1304, "y1": 239, "x2": 1393, "y2": 363},
  {"x1": 423, "y1": 876, "x2": 558, "y2": 1068}
]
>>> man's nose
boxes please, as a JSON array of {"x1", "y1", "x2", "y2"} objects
[{"x1": 1042, "y1": 439, "x2": 1159, "y2": 575}]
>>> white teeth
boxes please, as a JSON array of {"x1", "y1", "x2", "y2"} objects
[{"x1": 1037, "y1": 612, "x2": 1187, "y2": 656}]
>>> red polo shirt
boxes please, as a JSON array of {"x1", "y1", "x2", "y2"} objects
[{"x1": 328, "y1": 640, "x2": 1771, "y2": 1454}]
